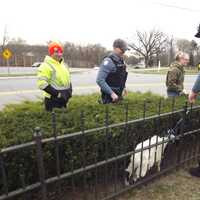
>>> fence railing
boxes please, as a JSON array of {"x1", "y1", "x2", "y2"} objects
[{"x1": 0, "y1": 102, "x2": 200, "y2": 200}]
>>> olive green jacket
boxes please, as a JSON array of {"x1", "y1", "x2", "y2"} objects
[{"x1": 166, "y1": 61, "x2": 185, "y2": 92}]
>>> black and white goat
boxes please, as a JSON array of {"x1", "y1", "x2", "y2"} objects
[
  {"x1": 125, "y1": 133, "x2": 175, "y2": 185},
  {"x1": 125, "y1": 112, "x2": 188, "y2": 185}
]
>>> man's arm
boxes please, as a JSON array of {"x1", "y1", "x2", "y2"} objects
[
  {"x1": 96, "y1": 58, "x2": 115, "y2": 95},
  {"x1": 192, "y1": 73, "x2": 200, "y2": 93},
  {"x1": 189, "y1": 73, "x2": 200, "y2": 103},
  {"x1": 37, "y1": 64, "x2": 60, "y2": 98}
]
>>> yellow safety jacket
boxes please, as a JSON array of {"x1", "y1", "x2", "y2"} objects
[{"x1": 37, "y1": 56, "x2": 71, "y2": 98}]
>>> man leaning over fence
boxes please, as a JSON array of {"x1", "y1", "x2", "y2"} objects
[
  {"x1": 37, "y1": 41, "x2": 72, "y2": 111},
  {"x1": 188, "y1": 74, "x2": 200, "y2": 177},
  {"x1": 187, "y1": 25, "x2": 200, "y2": 178}
]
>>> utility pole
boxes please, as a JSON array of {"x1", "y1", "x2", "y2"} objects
[
  {"x1": 1, "y1": 25, "x2": 8, "y2": 51},
  {"x1": 1, "y1": 25, "x2": 12, "y2": 74}
]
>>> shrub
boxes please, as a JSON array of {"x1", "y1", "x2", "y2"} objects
[{"x1": 0, "y1": 92, "x2": 199, "y2": 196}]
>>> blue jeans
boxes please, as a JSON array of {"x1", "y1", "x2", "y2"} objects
[{"x1": 167, "y1": 91, "x2": 180, "y2": 97}]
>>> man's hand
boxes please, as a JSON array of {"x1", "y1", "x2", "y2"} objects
[
  {"x1": 188, "y1": 91, "x2": 198, "y2": 103},
  {"x1": 111, "y1": 92, "x2": 119, "y2": 102}
]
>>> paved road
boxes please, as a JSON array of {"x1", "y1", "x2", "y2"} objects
[{"x1": 0, "y1": 69, "x2": 197, "y2": 109}]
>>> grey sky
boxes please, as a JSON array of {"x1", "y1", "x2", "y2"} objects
[{"x1": 0, "y1": 0, "x2": 199, "y2": 48}]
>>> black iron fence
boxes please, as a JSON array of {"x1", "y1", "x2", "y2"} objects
[{"x1": 0, "y1": 101, "x2": 200, "y2": 200}]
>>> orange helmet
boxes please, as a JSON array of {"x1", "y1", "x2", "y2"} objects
[{"x1": 48, "y1": 41, "x2": 63, "y2": 56}]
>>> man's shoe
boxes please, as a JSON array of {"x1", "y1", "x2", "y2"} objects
[{"x1": 189, "y1": 167, "x2": 200, "y2": 177}]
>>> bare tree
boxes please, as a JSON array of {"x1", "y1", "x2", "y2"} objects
[
  {"x1": 159, "y1": 36, "x2": 175, "y2": 66},
  {"x1": 166, "y1": 36, "x2": 175, "y2": 65},
  {"x1": 176, "y1": 39, "x2": 198, "y2": 66},
  {"x1": 8, "y1": 37, "x2": 26, "y2": 45},
  {"x1": 0, "y1": 36, "x2": 108, "y2": 67},
  {"x1": 128, "y1": 30, "x2": 168, "y2": 67},
  {"x1": 176, "y1": 39, "x2": 191, "y2": 53},
  {"x1": 189, "y1": 40, "x2": 197, "y2": 66}
]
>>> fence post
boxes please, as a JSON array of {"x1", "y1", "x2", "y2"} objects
[
  {"x1": 139, "y1": 101, "x2": 146, "y2": 178},
  {"x1": 0, "y1": 153, "x2": 8, "y2": 195},
  {"x1": 104, "y1": 105, "x2": 109, "y2": 196},
  {"x1": 123, "y1": 103, "x2": 129, "y2": 187},
  {"x1": 176, "y1": 102, "x2": 188, "y2": 169},
  {"x1": 170, "y1": 97, "x2": 175, "y2": 129},
  {"x1": 51, "y1": 111, "x2": 61, "y2": 197},
  {"x1": 181, "y1": 102, "x2": 188, "y2": 136},
  {"x1": 34, "y1": 127, "x2": 47, "y2": 200},
  {"x1": 80, "y1": 110, "x2": 87, "y2": 200}
]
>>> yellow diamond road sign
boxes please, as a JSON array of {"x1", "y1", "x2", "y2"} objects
[{"x1": 2, "y1": 48, "x2": 12, "y2": 60}]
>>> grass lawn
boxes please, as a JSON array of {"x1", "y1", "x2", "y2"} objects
[
  {"x1": 117, "y1": 168, "x2": 200, "y2": 200},
  {"x1": 129, "y1": 67, "x2": 199, "y2": 75}
]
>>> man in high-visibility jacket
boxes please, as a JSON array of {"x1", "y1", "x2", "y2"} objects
[{"x1": 37, "y1": 41, "x2": 72, "y2": 111}]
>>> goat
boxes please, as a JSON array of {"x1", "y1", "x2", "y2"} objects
[
  {"x1": 124, "y1": 109, "x2": 190, "y2": 185},
  {"x1": 125, "y1": 134, "x2": 175, "y2": 185}
]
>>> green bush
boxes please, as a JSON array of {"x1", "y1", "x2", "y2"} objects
[
  {"x1": 0, "y1": 92, "x2": 199, "y2": 196},
  {"x1": 0, "y1": 92, "x2": 194, "y2": 148}
]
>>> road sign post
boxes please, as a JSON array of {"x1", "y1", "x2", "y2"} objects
[{"x1": 2, "y1": 48, "x2": 12, "y2": 75}]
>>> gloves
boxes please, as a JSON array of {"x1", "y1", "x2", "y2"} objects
[
  {"x1": 60, "y1": 84, "x2": 72, "y2": 101},
  {"x1": 60, "y1": 90, "x2": 70, "y2": 101},
  {"x1": 43, "y1": 85, "x2": 59, "y2": 97},
  {"x1": 44, "y1": 85, "x2": 72, "y2": 101}
]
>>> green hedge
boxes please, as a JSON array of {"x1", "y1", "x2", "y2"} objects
[
  {"x1": 0, "y1": 92, "x2": 199, "y2": 196},
  {"x1": 0, "y1": 92, "x2": 194, "y2": 148}
]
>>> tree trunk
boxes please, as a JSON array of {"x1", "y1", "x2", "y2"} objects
[{"x1": 145, "y1": 56, "x2": 149, "y2": 68}]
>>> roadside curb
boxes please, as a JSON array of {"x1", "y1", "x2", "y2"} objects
[{"x1": 0, "y1": 76, "x2": 37, "y2": 80}]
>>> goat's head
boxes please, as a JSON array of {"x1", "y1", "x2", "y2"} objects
[{"x1": 124, "y1": 166, "x2": 138, "y2": 186}]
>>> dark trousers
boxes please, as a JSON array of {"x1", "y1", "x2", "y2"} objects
[{"x1": 44, "y1": 97, "x2": 68, "y2": 111}]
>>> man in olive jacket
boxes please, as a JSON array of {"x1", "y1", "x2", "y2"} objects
[{"x1": 166, "y1": 52, "x2": 189, "y2": 97}]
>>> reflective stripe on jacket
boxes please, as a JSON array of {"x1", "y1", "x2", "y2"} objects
[{"x1": 37, "y1": 56, "x2": 71, "y2": 98}]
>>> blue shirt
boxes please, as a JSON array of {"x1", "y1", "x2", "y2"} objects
[
  {"x1": 192, "y1": 73, "x2": 200, "y2": 93},
  {"x1": 96, "y1": 53, "x2": 121, "y2": 95}
]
